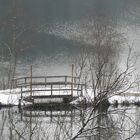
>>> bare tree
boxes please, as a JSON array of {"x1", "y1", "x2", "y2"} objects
[
  {"x1": 0, "y1": 0, "x2": 37, "y2": 89},
  {"x1": 74, "y1": 19, "x2": 138, "y2": 102},
  {"x1": 71, "y1": 20, "x2": 139, "y2": 139}
]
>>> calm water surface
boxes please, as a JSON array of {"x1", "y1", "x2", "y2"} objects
[{"x1": 0, "y1": 105, "x2": 140, "y2": 140}]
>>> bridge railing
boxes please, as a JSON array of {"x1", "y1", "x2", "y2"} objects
[
  {"x1": 11, "y1": 76, "x2": 80, "y2": 88},
  {"x1": 11, "y1": 76, "x2": 85, "y2": 98}
]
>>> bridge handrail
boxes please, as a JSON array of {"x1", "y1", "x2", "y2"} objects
[
  {"x1": 12, "y1": 75, "x2": 80, "y2": 81},
  {"x1": 16, "y1": 82, "x2": 85, "y2": 87},
  {"x1": 11, "y1": 75, "x2": 81, "y2": 88},
  {"x1": 11, "y1": 75, "x2": 85, "y2": 98},
  {"x1": 21, "y1": 88, "x2": 83, "y2": 94}
]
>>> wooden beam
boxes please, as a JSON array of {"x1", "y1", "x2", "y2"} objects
[
  {"x1": 71, "y1": 64, "x2": 74, "y2": 97},
  {"x1": 51, "y1": 84, "x2": 53, "y2": 96},
  {"x1": 21, "y1": 86, "x2": 23, "y2": 99},
  {"x1": 30, "y1": 65, "x2": 32, "y2": 97}
]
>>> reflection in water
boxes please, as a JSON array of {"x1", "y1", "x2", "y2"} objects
[{"x1": 0, "y1": 106, "x2": 140, "y2": 140}]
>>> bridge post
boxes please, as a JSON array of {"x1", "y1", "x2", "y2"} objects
[
  {"x1": 81, "y1": 85, "x2": 83, "y2": 96},
  {"x1": 51, "y1": 84, "x2": 53, "y2": 96},
  {"x1": 65, "y1": 76, "x2": 67, "y2": 86},
  {"x1": 21, "y1": 86, "x2": 23, "y2": 99},
  {"x1": 71, "y1": 64, "x2": 74, "y2": 96},
  {"x1": 30, "y1": 65, "x2": 32, "y2": 97},
  {"x1": 25, "y1": 77, "x2": 27, "y2": 88},
  {"x1": 15, "y1": 79, "x2": 17, "y2": 88},
  {"x1": 45, "y1": 77, "x2": 47, "y2": 87},
  {"x1": 74, "y1": 77, "x2": 76, "y2": 88}
]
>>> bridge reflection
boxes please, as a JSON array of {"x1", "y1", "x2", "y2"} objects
[{"x1": 20, "y1": 104, "x2": 83, "y2": 123}]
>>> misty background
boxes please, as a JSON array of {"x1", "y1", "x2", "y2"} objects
[{"x1": 0, "y1": 0, "x2": 140, "y2": 76}]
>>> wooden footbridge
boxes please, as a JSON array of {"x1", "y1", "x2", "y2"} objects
[{"x1": 12, "y1": 66, "x2": 85, "y2": 105}]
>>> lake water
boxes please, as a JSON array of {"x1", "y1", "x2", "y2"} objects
[{"x1": 0, "y1": 105, "x2": 140, "y2": 140}]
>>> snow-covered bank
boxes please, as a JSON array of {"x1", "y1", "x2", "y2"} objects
[
  {"x1": 0, "y1": 89, "x2": 21, "y2": 105},
  {"x1": 0, "y1": 88, "x2": 140, "y2": 106},
  {"x1": 108, "y1": 95, "x2": 140, "y2": 104},
  {"x1": 0, "y1": 87, "x2": 80, "y2": 105}
]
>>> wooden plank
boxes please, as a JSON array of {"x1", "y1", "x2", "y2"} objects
[
  {"x1": 23, "y1": 95, "x2": 78, "y2": 103},
  {"x1": 21, "y1": 88, "x2": 82, "y2": 93},
  {"x1": 16, "y1": 82, "x2": 85, "y2": 88},
  {"x1": 27, "y1": 95, "x2": 73, "y2": 99},
  {"x1": 23, "y1": 97, "x2": 34, "y2": 102},
  {"x1": 23, "y1": 113, "x2": 73, "y2": 118},
  {"x1": 12, "y1": 75, "x2": 80, "y2": 81}
]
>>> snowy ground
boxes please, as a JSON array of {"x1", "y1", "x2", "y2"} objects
[
  {"x1": 0, "y1": 88, "x2": 140, "y2": 105},
  {"x1": 0, "y1": 87, "x2": 81, "y2": 105},
  {"x1": 108, "y1": 95, "x2": 140, "y2": 104}
]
